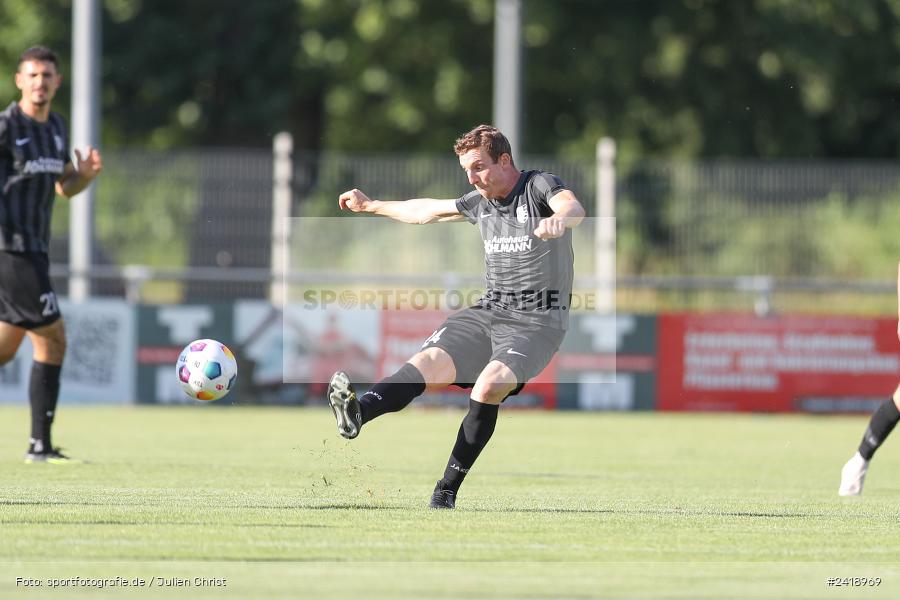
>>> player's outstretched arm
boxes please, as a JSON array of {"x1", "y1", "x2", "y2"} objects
[
  {"x1": 534, "y1": 190, "x2": 586, "y2": 240},
  {"x1": 56, "y1": 147, "x2": 103, "y2": 198},
  {"x1": 338, "y1": 188, "x2": 465, "y2": 224}
]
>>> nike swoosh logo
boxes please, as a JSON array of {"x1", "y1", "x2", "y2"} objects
[
  {"x1": 506, "y1": 349, "x2": 527, "y2": 357},
  {"x1": 480, "y1": 213, "x2": 492, "y2": 218},
  {"x1": 15, "y1": 137, "x2": 30, "y2": 146}
]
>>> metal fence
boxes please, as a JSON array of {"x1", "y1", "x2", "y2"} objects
[{"x1": 47, "y1": 147, "x2": 900, "y2": 314}]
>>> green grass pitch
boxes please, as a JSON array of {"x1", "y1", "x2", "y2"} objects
[{"x1": 0, "y1": 405, "x2": 898, "y2": 599}]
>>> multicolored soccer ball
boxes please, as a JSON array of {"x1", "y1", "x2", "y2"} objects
[{"x1": 176, "y1": 339, "x2": 238, "y2": 401}]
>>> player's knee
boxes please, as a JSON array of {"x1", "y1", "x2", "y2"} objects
[
  {"x1": 29, "y1": 324, "x2": 66, "y2": 363},
  {"x1": 34, "y1": 344, "x2": 65, "y2": 364},
  {"x1": 50, "y1": 336, "x2": 66, "y2": 359},
  {"x1": 470, "y1": 383, "x2": 513, "y2": 404},
  {"x1": 47, "y1": 330, "x2": 67, "y2": 355},
  {"x1": 471, "y1": 379, "x2": 516, "y2": 404},
  {"x1": 471, "y1": 362, "x2": 517, "y2": 404},
  {"x1": 409, "y1": 347, "x2": 456, "y2": 388}
]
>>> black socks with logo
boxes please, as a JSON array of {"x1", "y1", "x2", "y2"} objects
[
  {"x1": 439, "y1": 399, "x2": 499, "y2": 493},
  {"x1": 858, "y1": 397, "x2": 900, "y2": 460},
  {"x1": 29, "y1": 361, "x2": 62, "y2": 453},
  {"x1": 358, "y1": 363, "x2": 426, "y2": 425}
]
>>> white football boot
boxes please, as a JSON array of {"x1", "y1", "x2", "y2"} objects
[
  {"x1": 327, "y1": 371, "x2": 362, "y2": 439},
  {"x1": 838, "y1": 451, "x2": 869, "y2": 496}
]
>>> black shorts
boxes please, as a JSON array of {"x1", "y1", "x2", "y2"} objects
[
  {"x1": 0, "y1": 251, "x2": 61, "y2": 330},
  {"x1": 422, "y1": 306, "x2": 565, "y2": 395}
]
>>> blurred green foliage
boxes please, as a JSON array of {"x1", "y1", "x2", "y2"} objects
[
  {"x1": 3, "y1": 0, "x2": 900, "y2": 159},
  {"x1": 620, "y1": 188, "x2": 900, "y2": 279},
  {"x1": 93, "y1": 155, "x2": 200, "y2": 266},
  {"x1": 7, "y1": 0, "x2": 900, "y2": 311},
  {"x1": 52, "y1": 152, "x2": 200, "y2": 266}
]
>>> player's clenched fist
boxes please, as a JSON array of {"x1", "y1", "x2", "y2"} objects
[
  {"x1": 338, "y1": 189, "x2": 373, "y2": 212},
  {"x1": 533, "y1": 215, "x2": 567, "y2": 240}
]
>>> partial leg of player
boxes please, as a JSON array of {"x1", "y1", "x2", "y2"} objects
[{"x1": 839, "y1": 395, "x2": 900, "y2": 495}]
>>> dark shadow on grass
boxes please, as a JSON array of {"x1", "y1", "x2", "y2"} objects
[
  {"x1": 302, "y1": 504, "x2": 406, "y2": 510},
  {"x1": 0, "y1": 500, "x2": 153, "y2": 507},
  {"x1": 381, "y1": 468, "x2": 608, "y2": 481},
  {"x1": 714, "y1": 511, "x2": 809, "y2": 518},
  {"x1": 0, "y1": 500, "x2": 401, "y2": 511},
  {"x1": 143, "y1": 557, "x2": 348, "y2": 563},
  {"x1": 635, "y1": 509, "x2": 812, "y2": 518},
  {"x1": 492, "y1": 471, "x2": 609, "y2": 480},
  {"x1": 454, "y1": 508, "x2": 812, "y2": 517},
  {"x1": 474, "y1": 508, "x2": 614, "y2": 514},
  {"x1": 0, "y1": 519, "x2": 330, "y2": 528},
  {"x1": 0, "y1": 499, "x2": 813, "y2": 518}
]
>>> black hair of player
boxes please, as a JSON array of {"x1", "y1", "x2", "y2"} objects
[{"x1": 18, "y1": 46, "x2": 59, "y2": 71}]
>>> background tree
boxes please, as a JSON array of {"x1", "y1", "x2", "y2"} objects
[
  {"x1": 526, "y1": 0, "x2": 900, "y2": 160},
  {"x1": 2, "y1": 0, "x2": 900, "y2": 158}
]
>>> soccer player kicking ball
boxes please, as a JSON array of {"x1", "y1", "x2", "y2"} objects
[
  {"x1": 838, "y1": 261, "x2": 900, "y2": 495},
  {"x1": 328, "y1": 125, "x2": 585, "y2": 508}
]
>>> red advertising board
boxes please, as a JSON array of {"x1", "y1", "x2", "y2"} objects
[
  {"x1": 378, "y1": 310, "x2": 452, "y2": 379},
  {"x1": 658, "y1": 313, "x2": 900, "y2": 412}
]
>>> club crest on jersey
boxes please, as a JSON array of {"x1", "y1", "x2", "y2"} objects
[
  {"x1": 516, "y1": 205, "x2": 529, "y2": 224},
  {"x1": 53, "y1": 135, "x2": 64, "y2": 152}
]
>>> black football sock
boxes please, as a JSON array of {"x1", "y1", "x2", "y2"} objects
[
  {"x1": 358, "y1": 363, "x2": 426, "y2": 425},
  {"x1": 858, "y1": 398, "x2": 900, "y2": 460},
  {"x1": 439, "y1": 399, "x2": 499, "y2": 493},
  {"x1": 29, "y1": 361, "x2": 62, "y2": 453}
]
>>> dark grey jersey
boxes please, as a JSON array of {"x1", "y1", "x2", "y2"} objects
[
  {"x1": 0, "y1": 101, "x2": 70, "y2": 253},
  {"x1": 455, "y1": 170, "x2": 574, "y2": 330}
]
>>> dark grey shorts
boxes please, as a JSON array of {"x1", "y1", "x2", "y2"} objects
[{"x1": 421, "y1": 306, "x2": 564, "y2": 395}]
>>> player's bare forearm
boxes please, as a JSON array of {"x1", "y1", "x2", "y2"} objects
[
  {"x1": 339, "y1": 189, "x2": 462, "y2": 224},
  {"x1": 368, "y1": 199, "x2": 427, "y2": 223},
  {"x1": 548, "y1": 190, "x2": 586, "y2": 228},
  {"x1": 56, "y1": 173, "x2": 94, "y2": 198},
  {"x1": 374, "y1": 199, "x2": 464, "y2": 224},
  {"x1": 535, "y1": 190, "x2": 586, "y2": 239},
  {"x1": 552, "y1": 204, "x2": 586, "y2": 228}
]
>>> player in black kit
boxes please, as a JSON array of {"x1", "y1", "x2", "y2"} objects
[
  {"x1": 328, "y1": 125, "x2": 585, "y2": 508},
  {"x1": 0, "y1": 47, "x2": 103, "y2": 463}
]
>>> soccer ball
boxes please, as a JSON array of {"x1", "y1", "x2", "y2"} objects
[{"x1": 176, "y1": 339, "x2": 238, "y2": 401}]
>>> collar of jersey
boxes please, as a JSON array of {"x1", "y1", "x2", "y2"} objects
[
  {"x1": 489, "y1": 171, "x2": 526, "y2": 207},
  {"x1": 11, "y1": 101, "x2": 49, "y2": 126}
]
